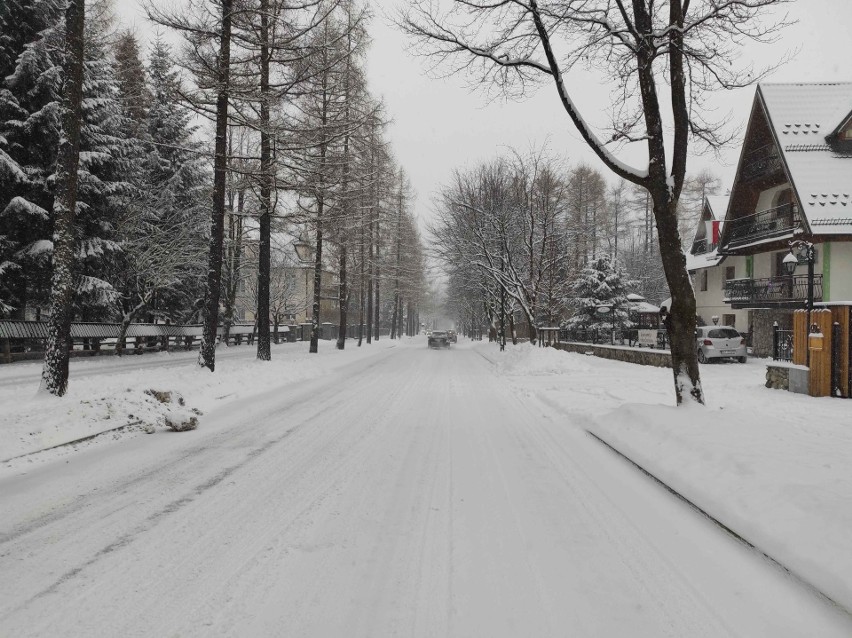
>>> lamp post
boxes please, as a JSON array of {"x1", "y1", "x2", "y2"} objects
[
  {"x1": 783, "y1": 239, "x2": 816, "y2": 366},
  {"x1": 293, "y1": 239, "x2": 313, "y2": 326},
  {"x1": 595, "y1": 303, "x2": 618, "y2": 344}
]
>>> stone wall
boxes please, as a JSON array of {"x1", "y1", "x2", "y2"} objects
[
  {"x1": 765, "y1": 365, "x2": 789, "y2": 390},
  {"x1": 551, "y1": 342, "x2": 671, "y2": 368},
  {"x1": 751, "y1": 309, "x2": 793, "y2": 358},
  {"x1": 765, "y1": 363, "x2": 810, "y2": 394}
]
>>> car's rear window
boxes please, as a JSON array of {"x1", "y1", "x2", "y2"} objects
[
  {"x1": 708, "y1": 328, "x2": 740, "y2": 339},
  {"x1": 431, "y1": 332, "x2": 447, "y2": 337}
]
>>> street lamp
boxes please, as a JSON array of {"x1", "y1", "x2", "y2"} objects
[
  {"x1": 594, "y1": 304, "x2": 617, "y2": 344},
  {"x1": 293, "y1": 239, "x2": 312, "y2": 263},
  {"x1": 783, "y1": 239, "x2": 816, "y2": 366}
]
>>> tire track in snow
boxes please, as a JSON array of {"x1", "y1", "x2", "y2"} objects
[{"x1": 0, "y1": 346, "x2": 407, "y2": 634}]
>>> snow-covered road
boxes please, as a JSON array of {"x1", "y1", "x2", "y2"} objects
[{"x1": 2, "y1": 341, "x2": 850, "y2": 637}]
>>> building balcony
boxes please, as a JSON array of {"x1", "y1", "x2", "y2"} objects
[
  {"x1": 690, "y1": 238, "x2": 718, "y2": 255},
  {"x1": 740, "y1": 143, "x2": 784, "y2": 182},
  {"x1": 725, "y1": 203, "x2": 801, "y2": 249},
  {"x1": 724, "y1": 274, "x2": 823, "y2": 309}
]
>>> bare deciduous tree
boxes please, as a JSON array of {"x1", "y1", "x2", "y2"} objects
[{"x1": 401, "y1": 0, "x2": 792, "y2": 405}]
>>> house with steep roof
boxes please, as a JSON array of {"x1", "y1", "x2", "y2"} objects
[
  {"x1": 715, "y1": 82, "x2": 852, "y2": 357},
  {"x1": 687, "y1": 195, "x2": 750, "y2": 332}
]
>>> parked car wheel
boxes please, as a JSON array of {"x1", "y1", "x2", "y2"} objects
[
  {"x1": 697, "y1": 349, "x2": 707, "y2": 364},
  {"x1": 738, "y1": 356, "x2": 747, "y2": 364}
]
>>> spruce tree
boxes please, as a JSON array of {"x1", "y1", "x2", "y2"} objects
[
  {"x1": 0, "y1": 0, "x2": 133, "y2": 323},
  {"x1": 564, "y1": 255, "x2": 634, "y2": 339},
  {"x1": 0, "y1": 0, "x2": 64, "y2": 318},
  {"x1": 112, "y1": 36, "x2": 208, "y2": 343}
]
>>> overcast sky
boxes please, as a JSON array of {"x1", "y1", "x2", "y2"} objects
[{"x1": 116, "y1": 0, "x2": 852, "y2": 230}]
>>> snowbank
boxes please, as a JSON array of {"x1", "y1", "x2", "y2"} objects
[
  {"x1": 0, "y1": 340, "x2": 398, "y2": 462},
  {"x1": 489, "y1": 342, "x2": 852, "y2": 612}
]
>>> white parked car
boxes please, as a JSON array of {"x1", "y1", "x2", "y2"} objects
[{"x1": 696, "y1": 326, "x2": 747, "y2": 363}]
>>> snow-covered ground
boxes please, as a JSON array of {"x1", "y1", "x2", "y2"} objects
[
  {"x1": 0, "y1": 340, "x2": 399, "y2": 461},
  {"x1": 1, "y1": 339, "x2": 851, "y2": 636},
  {"x1": 489, "y1": 344, "x2": 852, "y2": 615}
]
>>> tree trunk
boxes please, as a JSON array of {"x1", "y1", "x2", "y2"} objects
[
  {"x1": 366, "y1": 261, "x2": 373, "y2": 344},
  {"x1": 223, "y1": 190, "x2": 243, "y2": 345},
  {"x1": 336, "y1": 243, "x2": 347, "y2": 350},
  {"x1": 373, "y1": 264, "x2": 381, "y2": 341},
  {"x1": 309, "y1": 196, "x2": 324, "y2": 354},
  {"x1": 256, "y1": 0, "x2": 271, "y2": 362},
  {"x1": 40, "y1": 0, "x2": 85, "y2": 397},
  {"x1": 358, "y1": 204, "x2": 365, "y2": 347},
  {"x1": 374, "y1": 219, "x2": 380, "y2": 341},
  {"x1": 198, "y1": 0, "x2": 232, "y2": 372},
  {"x1": 389, "y1": 292, "x2": 398, "y2": 339},
  {"x1": 335, "y1": 1, "x2": 354, "y2": 351},
  {"x1": 654, "y1": 193, "x2": 703, "y2": 405}
]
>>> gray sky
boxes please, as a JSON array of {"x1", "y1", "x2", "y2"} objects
[{"x1": 116, "y1": 0, "x2": 852, "y2": 229}]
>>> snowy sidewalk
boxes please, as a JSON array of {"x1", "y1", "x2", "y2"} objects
[
  {"x1": 487, "y1": 343, "x2": 852, "y2": 615},
  {"x1": 0, "y1": 340, "x2": 399, "y2": 463}
]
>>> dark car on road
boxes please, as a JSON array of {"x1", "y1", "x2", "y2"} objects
[{"x1": 428, "y1": 331, "x2": 450, "y2": 349}]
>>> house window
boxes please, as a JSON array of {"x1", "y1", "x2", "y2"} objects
[
  {"x1": 773, "y1": 252, "x2": 788, "y2": 277},
  {"x1": 724, "y1": 266, "x2": 735, "y2": 289},
  {"x1": 723, "y1": 314, "x2": 736, "y2": 327},
  {"x1": 699, "y1": 270, "x2": 708, "y2": 292}
]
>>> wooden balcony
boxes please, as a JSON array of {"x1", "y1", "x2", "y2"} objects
[
  {"x1": 725, "y1": 203, "x2": 801, "y2": 249},
  {"x1": 724, "y1": 274, "x2": 823, "y2": 309},
  {"x1": 690, "y1": 238, "x2": 717, "y2": 255},
  {"x1": 741, "y1": 143, "x2": 784, "y2": 182}
]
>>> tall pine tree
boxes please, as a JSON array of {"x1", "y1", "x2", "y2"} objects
[{"x1": 564, "y1": 255, "x2": 634, "y2": 338}]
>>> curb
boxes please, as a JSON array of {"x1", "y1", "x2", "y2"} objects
[
  {"x1": 1, "y1": 420, "x2": 143, "y2": 465},
  {"x1": 586, "y1": 430, "x2": 850, "y2": 617}
]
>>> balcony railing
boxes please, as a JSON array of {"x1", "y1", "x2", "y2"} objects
[
  {"x1": 741, "y1": 143, "x2": 784, "y2": 182},
  {"x1": 690, "y1": 238, "x2": 718, "y2": 255},
  {"x1": 724, "y1": 274, "x2": 822, "y2": 307},
  {"x1": 725, "y1": 203, "x2": 801, "y2": 248}
]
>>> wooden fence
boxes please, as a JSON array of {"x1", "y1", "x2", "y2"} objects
[
  {"x1": 793, "y1": 307, "x2": 851, "y2": 398},
  {"x1": 0, "y1": 321, "x2": 292, "y2": 364}
]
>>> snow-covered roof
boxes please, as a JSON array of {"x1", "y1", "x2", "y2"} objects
[
  {"x1": 627, "y1": 298, "x2": 660, "y2": 313},
  {"x1": 685, "y1": 250, "x2": 724, "y2": 272},
  {"x1": 630, "y1": 301, "x2": 660, "y2": 314},
  {"x1": 759, "y1": 82, "x2": 852, "y2": 236},
  {"x1": 685, "y1": 195, "x2": 729, "y2": 271},
  {"x1": 705, "y1": 195, "x2": 729, "y2": 222},
  {"x1": 625, "y1": 293, "x2": 659, "y2": 313}
]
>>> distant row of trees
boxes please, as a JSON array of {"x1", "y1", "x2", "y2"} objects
[
  {"x1": 402, "y1": 0, "x2": 789, "y2": 406},
  {"x1": 434, "y1": 147, "x2": 720, "y2": 344},
  {"x1": 0, "y1": 0, "x2": 426, "y2": 396}
]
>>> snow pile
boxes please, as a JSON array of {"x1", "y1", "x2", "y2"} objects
[
  {"x1": 0, "y1": 341, "x2": 396, "y2": 462},
  {"x1": 491, "y1": 342, "x2": 852, "y2": 612},
  {"x1": 493, "y1": 342, "x2": 594, "y2": 377}
]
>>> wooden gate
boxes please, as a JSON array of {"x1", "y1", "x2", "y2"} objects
[{"x1": 793, "y1": 307, "x2": 851, "y2": 398}]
